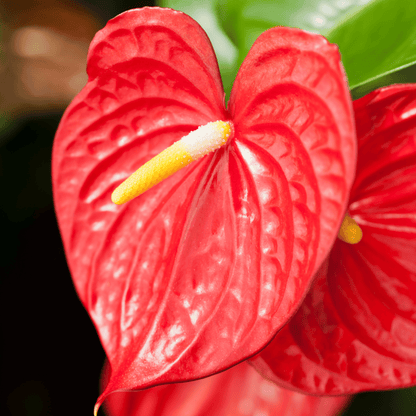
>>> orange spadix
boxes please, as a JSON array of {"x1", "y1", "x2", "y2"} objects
[{"x1": 338, "y1": 213, "x2": 363, "y2": 244}]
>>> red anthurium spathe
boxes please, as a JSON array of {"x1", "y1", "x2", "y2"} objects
[
  {"x1": 52, "y1": 7, "x2": 356, "y2": 409},
  {"x1": 102, "y1": 361, "x2": 351, "y2": 416},
  {"x1": 251, "y1": 84, "x2": 416, "y2": 395}
]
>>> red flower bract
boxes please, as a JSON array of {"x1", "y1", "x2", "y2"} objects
[
  {"x1": 52, "y1": 7, "x2": 356, "y2": 408},
  {"x1": 102, "y1": 361, "x2": 351, "y2": 416},
  {"x1": 251, "y1": 84, "x2": 416, "y2": 395}
]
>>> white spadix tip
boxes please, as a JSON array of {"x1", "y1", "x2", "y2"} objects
[{"x1": 181, "y1": 120, "x2": 232, "y2": 160}]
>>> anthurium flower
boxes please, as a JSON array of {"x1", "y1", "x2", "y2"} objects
[
  {"x1": 101, "y1": 360, "x2": 351, "y2": 416},
  {"x1": 251, "y1": 84, "x2": 416, "y2": 395},
  {"x1": 52, "y1": 7, "x2": 356, "y2": 411}
]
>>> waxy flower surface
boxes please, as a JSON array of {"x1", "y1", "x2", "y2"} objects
[
  {"x1": 52, "y1": 7, "x2": 356, "y2": 409},
  {"x1": 251, "y1": 84, "x2": 416, "y2": 395},
  {"x1": 99, "y1": 84, "x2": 416, "y2": 416},
  {"x1": 102, "y1": 361, "x2": 351, "y2": 416}
]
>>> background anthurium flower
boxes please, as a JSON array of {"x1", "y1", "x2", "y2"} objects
[
  {"x1": 101, "y1": 360, "x2": 351, "y2": 416},
  {"x1": 250, "y1": 84, "x2": 416, "y2": 395},
  {"x1": 52, "y1": 7, "x2": 356, "y2": 409}
]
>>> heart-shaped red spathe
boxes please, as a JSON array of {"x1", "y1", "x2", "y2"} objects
[
  {"x1": 251, "y1": 84, "x2": 416, "y2": 395},
  {"x1": 101, "y1": 360, "x2": 351, "y2": 416},
  {"x1": 52, "y1": 7, "x2": 356, "y2": 405}
]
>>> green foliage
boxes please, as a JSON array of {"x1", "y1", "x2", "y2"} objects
[
  {"x1": 215, "y1": 0, "x2": 372, "y2": 77},
  {"x1": 158, "y1": 0, "x2": 416, "y2": 100},
  {"x1": 159, "y1": 0, "x2": 238, "y2": 98},
  {"x1": 326, "y1": 0, "x2": 416, "y2": 96}
]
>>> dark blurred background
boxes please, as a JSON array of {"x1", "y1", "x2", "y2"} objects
[
  {"x1": 0, "y1": 2, "x2": 154, "y2": 415},
  {"x1": 1, "y1": 1, "x2": 416, "y2": 415}
]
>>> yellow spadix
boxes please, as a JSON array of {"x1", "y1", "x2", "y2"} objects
[{"x1": 111, "y1": 121, "x2": 232, "y2": 205}]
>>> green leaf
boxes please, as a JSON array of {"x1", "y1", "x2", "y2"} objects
[
  {"x1": 215, "y1": 0, "x2": 416, "y2": 98},
  {"x1": 326, "y1": 0, "x2": 416, "y2": 91},
  {"x1": 216, "y1": 0, "x2": 378, "y2": 75},
  {"x1": 158, "y1": 0, "x2": 238, "y2": 98},
  {"x1": 218, "y1": 0, "x2": 373, "y2": 43}
]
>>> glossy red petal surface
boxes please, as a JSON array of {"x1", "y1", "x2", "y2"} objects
[
  {"x1": 52, "y1": 9, "x2": 355, "y2": 407},
  {"x1": 251, "y1": 85, "x2": 416, "y2": 394},
  {"x1": 102, "y1": 361, "x2": 351, "y2": 416},
  {"x1": 229, "y1": 27, "x2": 356, "y2": 277}
]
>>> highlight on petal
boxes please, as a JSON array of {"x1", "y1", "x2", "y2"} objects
[
  {"x1": 101, "y1": 361, "x2": 351, "y2": 416},
  {"x1": 250, "y1": 85, "x2": 416, "y2": 395},
  {"x1": 52, "y1": 8, "x2": 356, "y2": 409},
  {"x1": 229, "y1": 25, "x2": 356, "y2": 330}
]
